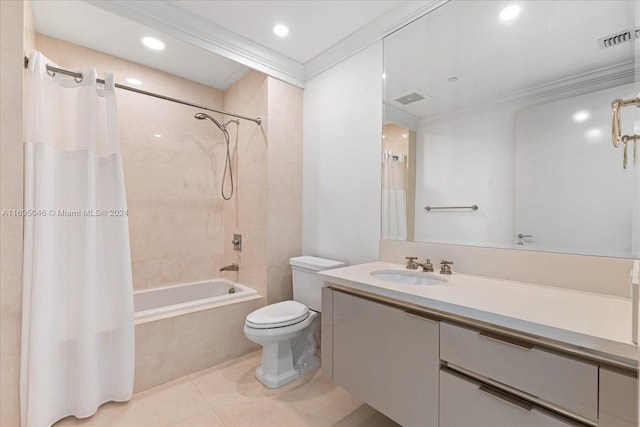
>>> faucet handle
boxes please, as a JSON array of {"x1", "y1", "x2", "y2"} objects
[
  {"x1": 422, "y1": 258, "x2": 434, "y2": 272},
  {"x1": 405, "y1": 256, "x2": 418, "y2": 269},
  {"x1": 440, "y1": 260, "x2": 453, "y2": 275}
]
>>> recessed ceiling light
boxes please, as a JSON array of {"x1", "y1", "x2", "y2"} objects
[
  {"x1": 125, "y1": 78, "x2": 142, "y2": 86},
  {"x1": 382, "y1": 73, "x2": 386, "y2": 80},
  {"x1": 402, "y1": 134, "x2": 408, "y2": 138},
  {"x1": 273, "y1": 24, "x2": 289, "y2": 37},
  {"x1": 500, "y1": 5, "x2": 521, "y2": 21},
  {"x1": 573, "y1": 110, "x2": 590, "y2": 123},
  {"x1": 447, "y1": 76, "x2": 459, "y2": 83},
  {"x1": 154, "y1": 134, "x2": 162, "y2": 138},
  {"x1": 141, "y1": 36, "x2": 165, "y2": 51}
]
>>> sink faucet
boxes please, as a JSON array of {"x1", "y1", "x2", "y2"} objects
[
  {"x1": 220, "y1": 263, "x2": 239, "y2": 272},
  {"x1": 421, "y1": 258, "x2": 434, "y2": 272},
  {"x1": 440, "y1": 260, "x2": 453, "y2": 275},
  {"x1": 406, "y1": 257, "x2": 435, "y2": 272},
  {"x1": 405, "y1": 257, "x2": 419, "y2": 269}
]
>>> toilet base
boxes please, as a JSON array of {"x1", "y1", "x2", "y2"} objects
[
  {"x1": 255, "y1": 354, "x2": 321, "y2": 389},
  {"x1": 248, "y1": 313, "x2": 320, "y2": 389},
  {"x1": 254, "y1": 339, "x2": 301, "y2": 388}
]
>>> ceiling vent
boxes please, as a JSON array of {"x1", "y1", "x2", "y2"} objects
[
  {"x1": 598, "y1": 27, "x2": 639, "y2": 49},
  {"x1": 394, "y1": 90, "x2": 430, "y2": 106}
]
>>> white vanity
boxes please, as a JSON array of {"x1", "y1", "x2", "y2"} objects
[{"x1": 320, "y1": 262, "x2": 638, "y2": 427}]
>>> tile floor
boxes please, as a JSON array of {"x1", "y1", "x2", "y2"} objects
[{"x1": 54, "y1": 351, "x2": 399, "y2": 427}]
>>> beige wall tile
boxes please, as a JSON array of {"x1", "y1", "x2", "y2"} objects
[
  {"x1": 265, "y1": 77, "x2": 303, "y2": 305},
  {"x1": 134, "y1": 298, "x2": 263, "y2": 393},
  {"x1": 35, "y1": 34, "x2": 228, "y2": 291},
  {"x1": 0, "y1": 1, "x2": 29, "y2": 425},
  {"x1": 223, "y1": 71, "x2": 269, "y2": 299},
  {"x1": 379, "y1": 240, "x2": 635, "y2": 297}
]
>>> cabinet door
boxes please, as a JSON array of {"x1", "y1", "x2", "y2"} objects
[
  {"x1": 440, "y1": 322, "x2": 598, "y2": 421},
  {"x1": 440, "y1": 370, "x2": 578, "y2": 427},
  {"x1": 332, "y1": 291, "x2": 439, "y2": 427},
  {"x1": 600, "y1": 367, "x2": 638, "y2": 427}
]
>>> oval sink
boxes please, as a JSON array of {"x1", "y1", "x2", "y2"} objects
[{"x1": 370, "y1": 270, "x2": 447, "y2": 286}]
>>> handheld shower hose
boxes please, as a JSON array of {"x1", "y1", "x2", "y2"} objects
[{"x1": 194, "y1": 113, "x2": 240, "y2": 200}]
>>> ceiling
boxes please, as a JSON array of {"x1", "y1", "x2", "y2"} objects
[
  {"x1": 167, "y1": 1, "x2": 402, "y2": 65},
  {"x1": 32, "y1": 0, "x2": 422, "y2": 90},
  {"x1": 384, "y1": 0, "x2": 638, "y2": 125}
]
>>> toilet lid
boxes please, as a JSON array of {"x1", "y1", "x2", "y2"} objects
[{"x1": 246, "y1": 301, "x2": 310, "y2": 329}]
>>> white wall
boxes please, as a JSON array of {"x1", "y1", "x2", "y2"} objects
[
  {"x1": 515, "y1": 83, "x2": 637, "y2": 257},
  {"x1": 302, "y1": 42, "x2": 383, "y2": 265},
  {"x1": 415, "y1": 108, "x2": 515, "y2": 247}
]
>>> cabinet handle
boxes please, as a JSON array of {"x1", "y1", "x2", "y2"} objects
[
  {"x1": 478, "y1": 385, "x2": 533, "y2": 412},
  {"x1": 479, "y1": 331, "x2": 533, "y2": 351},
  {"x1": 403, "y1": 310, "x2": 439, "y2": 324}
]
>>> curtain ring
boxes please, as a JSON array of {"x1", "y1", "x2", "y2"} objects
[
  {"x1": 46, "y1": 64, "x2": 56, "y2": 78},
  {"x1": 74, "y1": 72, "x2": 84, "y2": 83}
]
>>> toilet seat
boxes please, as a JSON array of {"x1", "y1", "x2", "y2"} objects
[{"x1": 245, "y1": 301, "x2": 309, "y2": 329}]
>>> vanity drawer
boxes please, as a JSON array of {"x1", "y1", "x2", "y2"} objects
[
  {"x1": 599, "y1": 367, "x2": 638, "y2": 427},
  {"x1": 440, "y1": 369, "x2": 580, "y2": 427},
  {"x1": 440, "y1": 322, "x2": 598, "y2": 421}
]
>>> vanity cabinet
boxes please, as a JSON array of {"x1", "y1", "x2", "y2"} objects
[
  {"x1": 599, "y1": 367, "x2": 638, "y2": 427},
  {"x1": 440, "y1": 369, "x2": 578, "y2": 427},
  {"x1": 440, "y1": 322, "x2": 598, "y2": 423},
  {"x1": 324, "y1": 289, "x2": 439, "y2": 427},
  {"x1": 322, "y1": 286, "x2": 638, "y2": 427}
]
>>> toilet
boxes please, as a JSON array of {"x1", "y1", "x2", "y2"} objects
[{"x1": 244, "y1": 256, "x2": 345, "y2": 388}]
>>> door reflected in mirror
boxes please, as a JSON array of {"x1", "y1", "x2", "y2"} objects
[{"x1": 382, "y1": 0, "x2": 639, "y2": 258}]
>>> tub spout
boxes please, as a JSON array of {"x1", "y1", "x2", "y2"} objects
[{"x1": 220, "y1": 263, "x2": 239, "y2": 272}]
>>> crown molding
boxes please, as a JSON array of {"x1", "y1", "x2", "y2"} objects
[
  {"x1": 304, "y1": 0, "x2": 446, "y2": 81},
  {"x1": 87, "y1": 0, "x2": 447, "y2": 88},
  {"x1": 384, "y1": 103, "x2": 420, "y2": 131},
  {"x1": 420, "y1": 61, "x2": 639, "y2": 127},
  {"x1": 87, "y1": 0, "x2": 306, "y2": 88}
]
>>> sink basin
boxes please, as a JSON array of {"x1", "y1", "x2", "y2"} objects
[{"x1": 370, "y1": 270, "x2": 447, "y2": 286}]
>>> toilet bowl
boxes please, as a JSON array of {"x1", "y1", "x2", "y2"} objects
[{"x1": 244, "y1": 256, "x2": 345, "y2": 388}]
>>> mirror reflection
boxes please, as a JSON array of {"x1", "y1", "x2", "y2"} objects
[{"x1": 383, "y1": 0, "x2": 639, "y2": 258}]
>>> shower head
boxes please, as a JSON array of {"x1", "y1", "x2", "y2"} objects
[{"x1": 194, "y1": 112, "x2": 226, "y2": 131}]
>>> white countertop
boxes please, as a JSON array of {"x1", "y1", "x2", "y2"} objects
[{"x1": 319, "y1": 261, "x2": 638, "y2": 369}]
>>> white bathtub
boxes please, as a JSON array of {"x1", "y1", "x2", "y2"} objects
[
  {"x1": 132, "y1": 278, "x2": 262, "y2": 392},
  {"x1": 134, "y1": 278, "x2": 258, "y2": 321}
]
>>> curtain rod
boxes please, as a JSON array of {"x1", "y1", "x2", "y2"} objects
[{"x1": 23, "y1": 56, "x2": 262, "y2": 125}]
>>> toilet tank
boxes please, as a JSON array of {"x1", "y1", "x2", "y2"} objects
[{"x1": 290, "y1": 256, "x2": 345, "y2": 312}]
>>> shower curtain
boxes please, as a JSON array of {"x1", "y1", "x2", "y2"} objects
[
  {"x1": 381, "y1": 151, "x2": 408, "y2": 240},
  {"x1": 20, "y1": 51, "x2": 134, "y2": 427}
]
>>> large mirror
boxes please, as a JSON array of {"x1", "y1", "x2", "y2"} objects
[{"x1": 383, "y1": 0, "x2": 639, "y2": 258}]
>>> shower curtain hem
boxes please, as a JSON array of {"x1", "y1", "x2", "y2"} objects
[{"x1": 48, "y1": 393, "x2": 133, "y2": 426}]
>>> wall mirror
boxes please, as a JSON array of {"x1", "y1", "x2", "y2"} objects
[{"x1": 383, "y1": 0, "x2": 639, "y2": 258}]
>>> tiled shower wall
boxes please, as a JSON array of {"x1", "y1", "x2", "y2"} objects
[
  {"x1": 36, "y1": 34, "x2": 227, "y2": 292},
  {"x1": 0, "y1": 1, "x2": 30, "y2": 425},
  {"x1": 36, "y1": 36, "x2": 303, "y2": 300},
  {"x1": 221, "y1": 72, "x2": 303, "y2": 302}
]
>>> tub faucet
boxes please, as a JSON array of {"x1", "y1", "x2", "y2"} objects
[{"x1": 220, "y1": 263, "x2": 239, "y2": 272}]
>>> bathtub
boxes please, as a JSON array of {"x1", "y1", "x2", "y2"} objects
[
  {"x1": 134, "y1": 278, "x2": 258, "y2": 321},
  {"x1": 132, "y1": 278, "x2": 263, "y2": 392}
]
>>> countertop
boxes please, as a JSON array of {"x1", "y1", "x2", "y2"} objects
[{"x1": 318, "y1": 261, "x2": 638, "y2": 370}]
